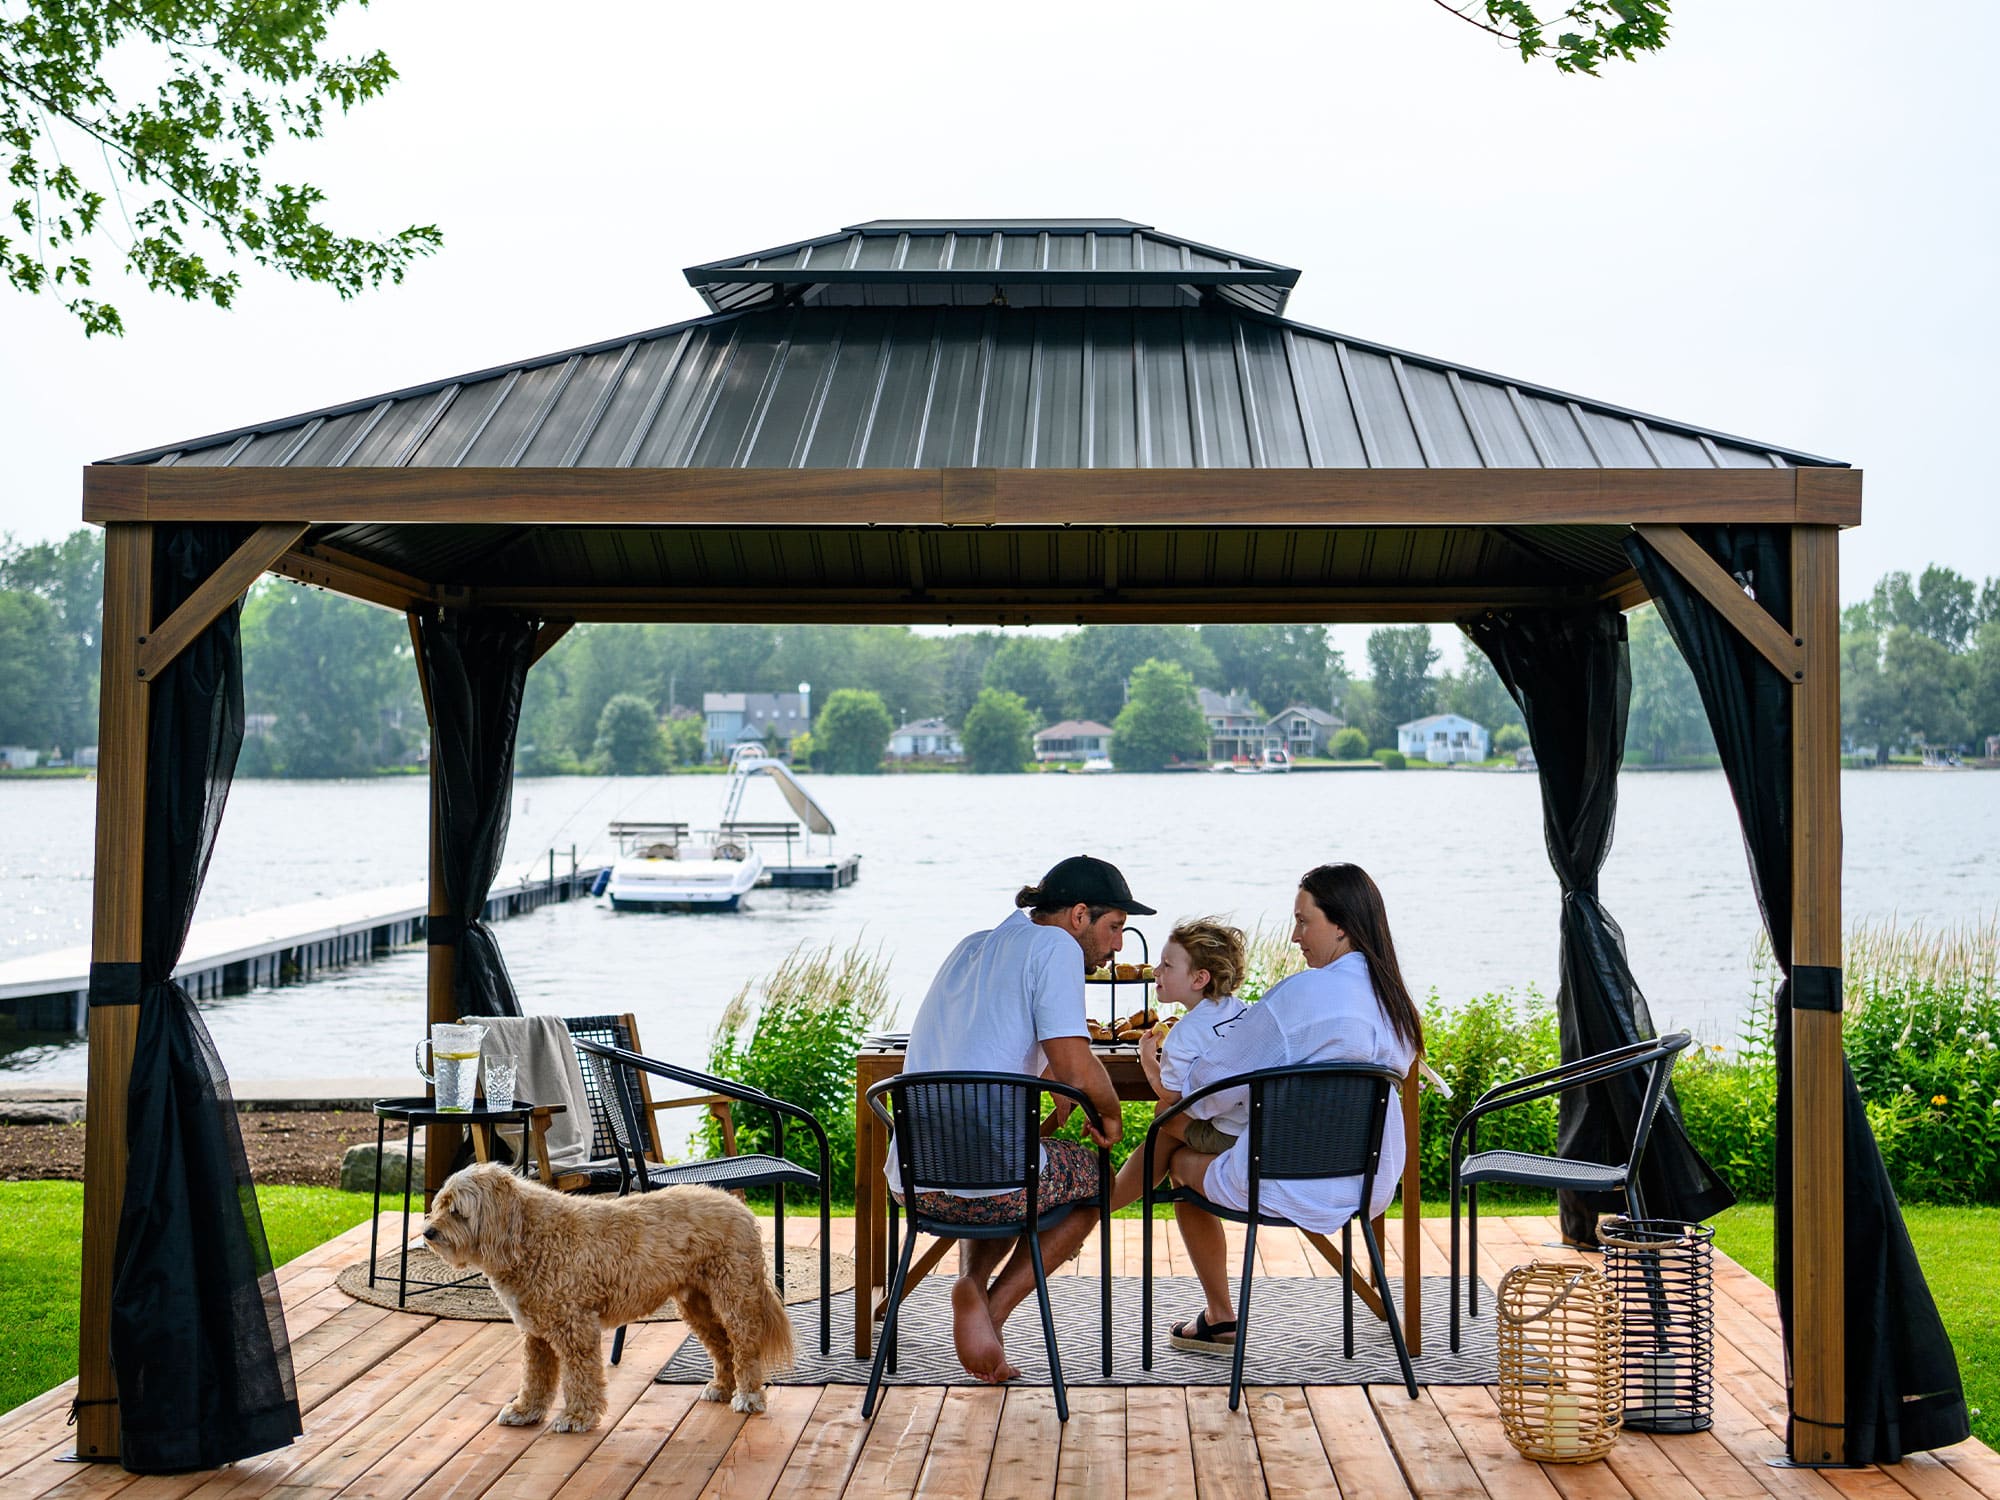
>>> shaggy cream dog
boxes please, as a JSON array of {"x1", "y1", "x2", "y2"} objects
[{"x1": 424, "y1": 1164, "x2": 794, "y2": 1429}]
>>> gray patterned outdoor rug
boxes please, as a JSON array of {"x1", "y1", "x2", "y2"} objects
[{"x1": 656, "y1": 1275, "x2": 1496, "y2": 1387}]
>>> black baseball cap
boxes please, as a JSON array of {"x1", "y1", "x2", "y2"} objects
[{"x1": 1037, "y1": 855, "x2": 1155, "y2": 915}]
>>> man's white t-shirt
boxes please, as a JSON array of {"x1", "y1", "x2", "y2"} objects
[
  {"x1": 1157, "y1": 995, "x2": 1251, "y2": 1134},
  {"x1": 1177, "y1": 951, "x2": 1416, "y2": 1233},
  {"x1": 886, "y1": 909, "x2": 1089, "y2": 1197}
]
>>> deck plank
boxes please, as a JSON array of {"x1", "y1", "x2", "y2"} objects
[
  {"x1": 836, "y1": 1387, "x2": 944, "y2": 1500},
  {"x1": 1242, "y1": 1386, "x2": 1338, "y2": 1500},
  {"x1": 1186, "y1": 1384, "x2": 1266, "y2": 1500},
  {"x1": 1305, "y1": 1385, "x2": 1413, "y2": 1500},
  {"x1": 911, "y1": 1387, "x2": 1003, "y2": 1500},
  {"x1": 1052, "y1": 1387, "x2": 1123, "y2": 1500},
  {"x1": 763, "y1": 1388, "x2": 871, "y2": 1500},
  {"x1": 695, "y1": 1384, "x2": 819, "y2": 1500},
  {"x1": 1370, "y1": 1387, "x2": 1488, "y2": 1500},
  {"x1": 1125, "y1": 1388, "x2": 1197, "y2": 1500},
  {"x1": 617, "y1": 1390, "x2": 745, "y2": 1499},
  {"x1": 982, "y1": 1387, "x2": 1061, "y2": 1500},
  {"x1": 1425, "y1": 1386, "x2": 1563, "y2": 1500}
]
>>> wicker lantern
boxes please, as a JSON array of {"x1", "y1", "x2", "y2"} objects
[{"x1": 1495, "y1": 1260, "x2": 1623, "y2": 1463}]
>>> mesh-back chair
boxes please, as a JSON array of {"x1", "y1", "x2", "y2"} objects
[
  {"x1": 866, "y1": 1072, "x2": 1113, "y2": 1423},
  {"x1": 1448, "y1": 1030, "x2": 1695, "y2": 1351},
  {"x1": 1140, "y1": 1062, "x2": 1415, "y2": 1410},
  {"x1": 572, "y1": 1038, "x2": 834, "y2": 1362}
]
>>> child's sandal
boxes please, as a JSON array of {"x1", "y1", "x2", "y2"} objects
[{"x1": 1168, "y1": 1311, "x2": 1238, "y2": 1355}]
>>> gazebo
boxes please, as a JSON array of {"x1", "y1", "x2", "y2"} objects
[{"x1": 73, "y1": 218, "x2": 1963, "y2": 1472}]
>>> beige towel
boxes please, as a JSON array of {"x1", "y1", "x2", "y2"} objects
[{"x1": 479, "y1": 1015, "x2": 592, "y2": 1172}]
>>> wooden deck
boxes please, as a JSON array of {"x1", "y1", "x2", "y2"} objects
[{"x1": 5, "y1": 1213, "x2": 1997, "y2": 1500}]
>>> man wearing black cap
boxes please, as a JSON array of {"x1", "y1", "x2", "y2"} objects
[{"x1": 889, "y1": 855, "x2": 1155, "y2": 1383}]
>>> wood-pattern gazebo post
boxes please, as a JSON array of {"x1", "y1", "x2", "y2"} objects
[
  {"x1": 1789, "y1": 523, "x2": 1845, "y2": 1464},
  {"x1": 407, "y1": 612, "x2": 459, "y2": 1203},
  {"x1": 76, "y1": 521, "x2": 153, "y2": 1461}
]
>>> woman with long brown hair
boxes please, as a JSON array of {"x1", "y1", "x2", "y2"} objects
[{"x1": 1157, "y1": 862, "x2": 1423, "y2": 1355}]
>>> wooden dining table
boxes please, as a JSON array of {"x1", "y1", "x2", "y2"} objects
[{"x1": 851, "y1": 1042, "x2": 1425, "y2": 1360}]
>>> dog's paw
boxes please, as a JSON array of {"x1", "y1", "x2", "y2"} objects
[
  {"x1": 550, "y1": 1409, "x2": 602, "y2": 1433},
  {"x1": 700, "y1": 1380, "x2": 731, "y2": 1404},
  {"x1": 496, "y1": 1403, "x2": 545, "y2": 1427},
  {"x1": 731, "y1": 1388, "x2": 768, "y2": 1415}
]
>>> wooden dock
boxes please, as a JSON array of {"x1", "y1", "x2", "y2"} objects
[
  {"x1": 0, "y1": 862, "x2": 608, "y2": 1036},
  {"x1": 4, "y1": 1212, "x2": 1993, "y2": 1499}
]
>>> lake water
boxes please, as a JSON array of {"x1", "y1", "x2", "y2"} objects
[{"x1": 3, "y1": 769, "x2": 1997, "y2": 1094}]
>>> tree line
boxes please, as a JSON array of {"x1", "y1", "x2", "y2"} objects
[{"x1": 4, "y1": 529, "x2": 1997, "y2": 774}]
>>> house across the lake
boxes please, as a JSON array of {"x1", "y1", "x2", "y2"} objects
[
  {"x1": 886, "y1": 717, "x2": 963, "y2": 761},
  {"x1": 1264, "y1": 703, "x2": 1343, "y2": 759},
  {"x1": 1034, "y1": 719, "x2": 1114, "y2": 764},
  {"x1": 704, "y1": 691, "x2": 811, "y2": 759},
  {"x1": 1397, "y1": 712, "x2": 1490, "y2": 764},
  {"x1": 1198, "y1": 688, "x2": 1264, "y2": 761}
]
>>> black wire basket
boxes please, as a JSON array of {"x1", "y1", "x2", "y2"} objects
[{"x1": 1596, "y1": 1216, "x2": 1715, "y2": 1434}]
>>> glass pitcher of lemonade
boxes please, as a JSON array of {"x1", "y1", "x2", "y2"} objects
[{"x1": 415, "y1": 1022, "x2": 488, "y2": 1112}]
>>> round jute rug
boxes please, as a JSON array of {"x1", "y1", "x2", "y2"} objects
[{"x1": 335, "y1": 1240, "x2": 855, "y2": 1321}]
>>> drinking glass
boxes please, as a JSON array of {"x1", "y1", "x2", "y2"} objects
[
  {"x1": 483, "y1": 1061, "x2": 518, "y2": 1114},
  {"x1": 415, "y1": 1022, "x2": 487, "y2": 1112}
]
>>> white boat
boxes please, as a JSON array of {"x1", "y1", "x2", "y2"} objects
[
  {"x1": 1260, "y1": 746, "x2": 1293, "y2": 773},
  {"x1": 603, "y1": 828, "x2": 762, "y2": 912}
]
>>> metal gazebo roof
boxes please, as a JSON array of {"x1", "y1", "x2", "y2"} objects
[{"x1": 85, "y1": 217, "x2": 1858, "y2": 624}]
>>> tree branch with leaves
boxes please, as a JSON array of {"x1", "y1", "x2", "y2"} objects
[
  {"x1": 2, "y1": 0, "x2": 441, "y2": 335},
  {"x1": 1425, "y1": 0, "x2": 1671, "y2": 75}
]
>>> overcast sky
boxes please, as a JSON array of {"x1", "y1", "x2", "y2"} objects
[{"x1": 3, "y1": 0, "x2": 1994, "y2": 661}]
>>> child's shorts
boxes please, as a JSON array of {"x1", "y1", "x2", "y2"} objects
[{"x1": 1182, "y1": 1117, "x2": 1239, "y2": 1156}]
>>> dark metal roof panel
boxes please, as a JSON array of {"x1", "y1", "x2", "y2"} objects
[{"x1": 106, "y1": 305, "x2": 1844, "y2": 473}]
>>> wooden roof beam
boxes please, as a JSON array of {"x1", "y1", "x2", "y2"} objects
[{"x1": 83, "y1": 465, "x2": 1863, "y2": 529}]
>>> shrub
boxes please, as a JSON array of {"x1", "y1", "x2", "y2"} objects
[
  {"x1": 1492, "y1": 722, "x2": 1529, "y2": 754},
  {"x1": 1671, "y1": 998, "x2": 1778, "y2": 1199},
  {"x1": 1331, "y1": 726, "x2": 1370, "y2": 760},
  {"x1": 1379, "y1": 750, "x2": 1407, "y2": 769},
  {"x1": 1416, "y1": 988, "x2": 1560, "y2": 1198},
  {"x1": 703, "y1": 940, "x2": 892, "y2": 1201}
]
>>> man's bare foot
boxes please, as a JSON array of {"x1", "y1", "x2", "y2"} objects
[{"x1": 950, "y1": 1277, "x2": 1020, "y2": 1384}]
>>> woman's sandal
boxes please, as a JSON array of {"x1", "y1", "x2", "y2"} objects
[{"x1": 1168, "y1": 1311, "x2": 1238, "y2": 1355}]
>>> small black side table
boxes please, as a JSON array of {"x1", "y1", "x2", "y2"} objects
[{"x1": 368, "y1": 1096, "x2": 539, "y2": 1308}]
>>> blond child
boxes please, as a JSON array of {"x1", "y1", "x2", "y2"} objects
[{"x1": 1109, "y1": 918, "x2": 1250, "y2": 1211}]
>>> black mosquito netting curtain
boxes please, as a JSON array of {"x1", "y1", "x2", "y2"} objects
[
  {"x1": 1626, "y1": 527, "x2": 1967, "y2": 1462},
  {"x1": 413, "y1": 609, "x2": 539, "y2": 1018},
  {"x1": 98, "y1": 524, "x2": 302, "y2": 1472},
  {"x1": 1466, "y1": 606, "x2": 1736, "y2": 1243}
]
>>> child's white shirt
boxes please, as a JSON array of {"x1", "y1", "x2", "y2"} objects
[{"x1": 1158, "y1": 994, "x2": 1252, "y2": 1133}]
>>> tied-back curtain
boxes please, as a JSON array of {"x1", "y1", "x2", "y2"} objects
[
  {"x1": 1626, "y1": 527, "x2": 1967, "y2": 1463},
  {"x1": 1466, "y1": 606, "x2": 1735, "y2": 1244},
  {"x1": 107, "y1": 524, "x2": 302, "y2": 1472},
  {"x1": 414, "y1": 609, "x2": 539, "y2": 1018}
]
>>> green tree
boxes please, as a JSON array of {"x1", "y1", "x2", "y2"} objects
[
  {"x1": 1968, "y1": 619, "x2": 2000, "y2": 747},
  {"x1": 2, "y1": 0, "x2": 441, "y2": 335},
  {"x1": 813, "y1": 689, "x2": 892, "y2": 774},
  {"x1": 663, "y1": 713, "x2": 705, "y2": 767},
  {"x1": 1434, "y1": 648, "x2": 1518, "y2": 737},
  {"x1": 1863, "y1": 567, "x2": 1982, "y2": 653},
  {"x1": 961, "y1": 687, "x2": 1034, "y2": 773},
  {"x1": 239, "y1": 581, "x2": 418, "y2": 776},
  {"x1": 1331, "y1": 725, "x2": 1370, "y2": 760},
  {"x1": 1841, "y1": 627, "x2": 1897, "y2": 764},
  {"x1": 1110, "y1": 659, "x2": 1206, "y2": 772},
  {"x1": 1626, "y1": 605, "x2": 1712, "y2": 764},
  {"x1": 1366, "y1": 626, "x2": 1439, "y2": 738},
  {"x1": 1493, "y1": 722, "x2": 1530, "y2": 755},
  {"x1": 983, "y1": 635, "x2": 1066, "y2": 723},
  {"x1": 1882, "y1": 627, "x2": 1972, "y2": 751},
  {"x1": 593, "y1": 693, "x2": 666, "y2": 775},
  {"x1": 937, "y1": 632, "x2": 1003, "y2": 726},
  {"x1": 0, "y1": 590, "x2": 62, "y2": 744},
  {"x1": 0, "y1": 527, "x2": 101, "y2": 749},
  {"x1": 1427, "y1": 0, "x2": 1671, "y2": 75},
  {"x1": 1060, "y1": 625, "x2": 1216, "y2": 725},
  {"x1": 1198, "y1": 624, "x2": 1343, "y2": 714}
]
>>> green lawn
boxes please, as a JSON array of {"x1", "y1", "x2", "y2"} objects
[
  {"x1": 1, "y1": 1186, "x2": 1991, "y2": 1453},
  {"x1": 0, "y1": 1183, "x2": 376, "y2": 1416}
]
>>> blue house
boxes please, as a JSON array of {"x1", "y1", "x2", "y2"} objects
[{"x1": 1396, "y1": 713, "x2": 1490, "y2": 765}]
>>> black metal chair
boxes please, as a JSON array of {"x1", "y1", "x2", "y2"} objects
[
  {"x1": 572, "y1": 1038, "x2": 833, "y2": 1363},
  {"x1": 1448, "y1": 1029, "x2": 1695, "y2": 1351},
  {"x1": 1139, "y1": 1062, "x2": 1416, "y2": 1410},
  {"x1": 866, "y1": 1071, "x2": 1113, "y2": 1423}
]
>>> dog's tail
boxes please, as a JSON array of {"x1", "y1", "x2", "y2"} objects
[{"x1": 756, "y1": 1274, "x2": 796, "y2": 1375}]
